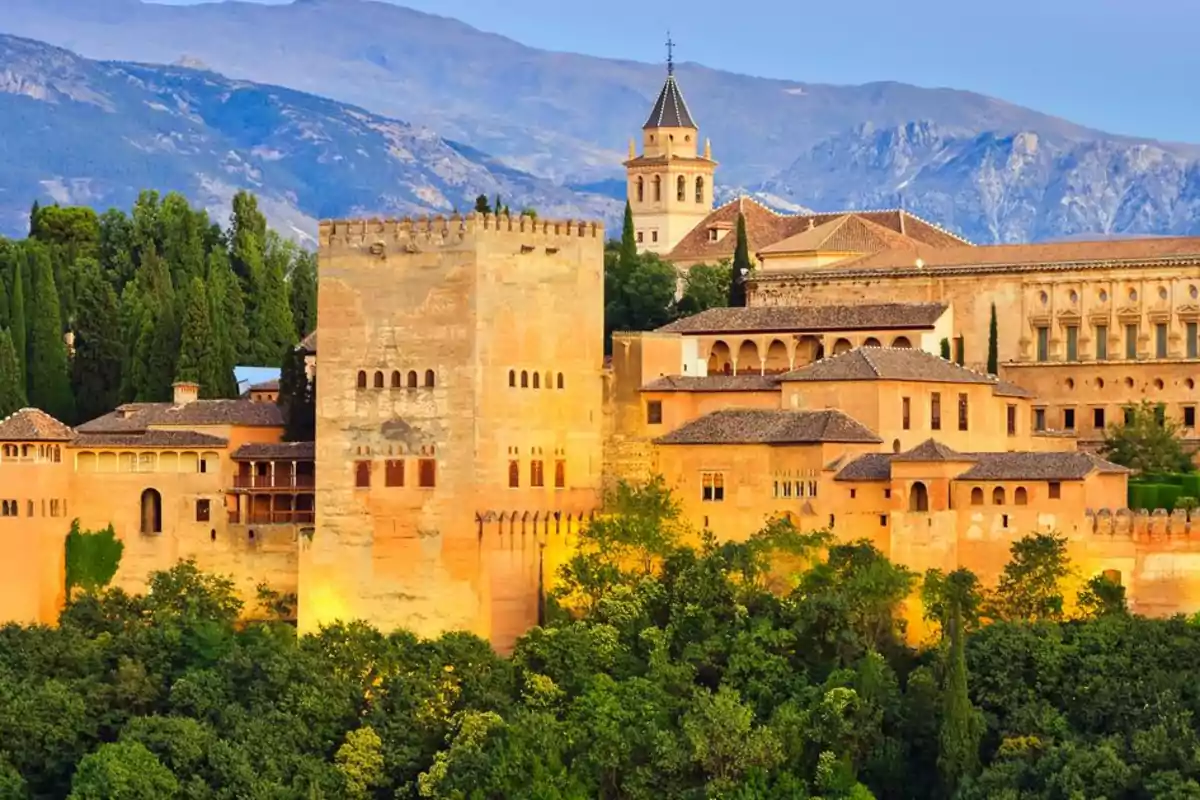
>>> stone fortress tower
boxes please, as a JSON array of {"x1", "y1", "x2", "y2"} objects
[
  {"x1": 305, "y1": 214, "x2": 605, "y2": 651},
  {"x1": 624, "y1": 38, "x2": 717, "y2": 255}
]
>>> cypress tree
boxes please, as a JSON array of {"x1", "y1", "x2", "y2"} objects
[
  {"x1": 9, "y1": 250, "x2": 26, "y2": 387},
  {"x1": 118, "y1": 278, "x2": 146, "y2": 403},
  {"x1": 71, "y1": 259, "x2": 124, "y2": 423},
  {"x1": 939, "y1": 338, "x2": 951, "y2": 360},
  {"x1": 278, "y1": 344, "x2": 315, "y2": 442},
  {"x1": 289, "y1": 249, "x2": 317, "y2": 342},
  {"x1": 28, "y1": 200, "x2": 41, "y2": 238},
  {"x1": 0, "y1": 254, "x2": 8, "y2": 333},
  {"x1": 987, "y1": 302, "x2": 999, "y2": 375},
  {"x1": 160, "y1": 193, "x2": 207, "y2": 289},
  {"x1": 473, "y1": 194, "x2": 490, "y2": 214},
  {"x1": 229, "y1": 190, "x2": 267, "y2": 289},
  {"x1": 177, "y1": 278, "x2": 222, "y2": 396},
  {"x1": 728, "y1": 211, "x2": 750, "y2": 307},
  {"x1": 0, "y1": 328, "x2": 26, "y2": 417},
  {"x1": 207, "y1": 248, "x2": 248, "y2": 395},
  {"x1": 937, "y1": 605, "x2": 982, "y2": 796},
  {"x1": 25, "y1": 243, "x2": 74, "y2": 421},
  {"x1": 133, "y1": 247, "x2": 179, "y2": 401},
  {"x1": 247, "y1": 233, "x2": 296, "y2": 366},
  {"x1": 955, "y1": 336, "x2": 965, "y2": 366},
  {"x1": 620, "y1": 200, "x2": 638, "y2": 272}
]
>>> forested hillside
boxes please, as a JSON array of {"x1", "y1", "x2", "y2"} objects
[
  {"x1": 0, "y1": 482, "x2": 1193, "y2": 798},
  {"x1": 0, "y1": 192, "x2": 316, "y2": 425}
]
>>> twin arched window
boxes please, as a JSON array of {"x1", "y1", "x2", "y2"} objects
[
  {"x1": 636, "y1": 176, "x2": 644, "y2": 202},
  {"x1": 511, "y1": 370, "x2": 565, "y2": 390},
  {"x1": 652, "y1": 175, "x2": 661, "y2": 201},
  {"x1": 695, "y1": 176, "x2": 704, "y2": 203},
  {"x1": 677, "y1": 175, "x2": 686, "y2": 201}
]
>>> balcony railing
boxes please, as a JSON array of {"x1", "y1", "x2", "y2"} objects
[
  {"x1": 227, "y1": 510, "x2": 315, "y2": 525},
  {"x1": 232, "y1": 474, "x2": 315, "y2": 490}
]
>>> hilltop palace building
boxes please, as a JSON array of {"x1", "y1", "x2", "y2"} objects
[{"x1": 6, "y1": 65, "x2": 1200, "y2": 648}]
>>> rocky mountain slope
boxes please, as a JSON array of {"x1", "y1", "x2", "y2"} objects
[
  {"x1": 3, "y1": 0, "x2": 1200, "y2": 242},
  {"x1": 0, "y1": 33, "x2": 618, "y2": 238}
]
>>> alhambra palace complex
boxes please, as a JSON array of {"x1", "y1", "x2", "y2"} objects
[{"x1": 7, "y1": 67, "x2": 1200, "y2": 647}]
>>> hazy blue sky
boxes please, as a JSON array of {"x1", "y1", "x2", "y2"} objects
[{"x1": 155, "y1": 0, "x2": 1200, "y2": 143}]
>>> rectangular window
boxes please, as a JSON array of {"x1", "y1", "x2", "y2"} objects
[
  {"x1": 1006, "y1": 404, "x2": 1017, "y2": 436},
  {"x1": 1048, "y1": 481, "x2": 1061, "y2": 499},
  {"x1": 1124, "y1": 406, "x2": 1135, "y2": 425},
  {"x1": 418, "y1": 459, "x2": 436, "y2": 488},
  {"x1": 954, "y1": 336, "x2": 965, "y2": 364},
  {"x1": 809, "y1": 481, "x2": 818, "y2": 498},
  {"x1": 931, "y1": 392, "x2": 941, "y2": 431},
  {"x1": 1063, "y1": 408, "x2": 1075, "y2": 430},
  {"x1": 783, "y1": 482, "x2": 793, "y2": 498},
  {"x1": 1125, "y1": 324, "x2": 1138, "y2": 359},
  {"x1": 385, "y1": 459, "x2": 405, "y2": 487},
  {"x1": 651, "y1": 231, "x2": 658, "y2": 243},
  {"x1": 1066, "y1": 326, "x2": 1078, "y2": 361},
  {"x1": 508, "y1": 460, "x2": 519, "y2": 488},
  {"x1": 1155, "y1": 404, "x2": 1166, "y2": 426},
  {"x1": 530, "y1": 460, "x2": 544, "y2": 488},
  {"x1": 195, "y1": 499, "x2": 210, "y2": 522},
  {"x1": 902, "y1": 397, "x2": 911, "y2": 430},
  {"x1": 355, "y1": 461, "x2": 371, "y2": 488},
  {"x1": 1186, "y1": 407, "x2": 1197, "y2": 428},
  {"x1": 636, "y1": 231, "x2": 643, "y2": 243},
  {"x1": 1190, "y1": 322, "x2": 1199, "y2": 359},
  {"x1": 850, "y1": 488, "x2": 857, "y2": 499},
  {"x1": 646, "y1": 400, "x2": 663, "y2": 425},
  {"x1": 1156, "y1": 323, "x2": 1168, "y2": 358},
  {"x1": 1093, "y1": 408, "x2": 1106, "y2": 430},
  {"x1": 957, "y1": 393, "x2": 969, "y2": 431},
  {"x1": 1095, "y1": 325, "x2": 1108, "y2": 360},
  {"x1": 50, "y1": 499, "x2": 61, "y2": 518},
  {"x1": 884, "y1": 489, "x2": 892, "y2": 499},
  {"x1": 1034, "y1": 408, "x2": 1046, "y2": 431},
  {"x1": 1036, "y1": 326, "x2": 1049, "y2": 361},
  {"x1": 879, "y1": 515, "x2": 888, "y2": 527},
  {"x1": 701, "y1": 472, "x2": 725, "y2": 502},
  {"x1": 555, "y1": 460, "x2": 565, "y2": 489}
]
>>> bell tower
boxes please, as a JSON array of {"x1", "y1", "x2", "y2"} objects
[{"x1": 624, "y1": 36, "x2": 717, "y2": 255}]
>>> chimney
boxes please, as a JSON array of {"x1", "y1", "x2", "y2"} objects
[{"x1": 172, "y1": 381, "x2": 200, "y2": 405}]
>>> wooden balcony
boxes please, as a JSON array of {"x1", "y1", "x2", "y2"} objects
[
  {"x1": 231, "y1": 474, "x2": 315, "y2": 491},
  {"x1": 227, "y1": 509, "x2": 315, "y2": 525}
]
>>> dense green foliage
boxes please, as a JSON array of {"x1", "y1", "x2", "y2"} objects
[
  {"x1": 63, "y1": 521, "x2": 124, "y2": 597},
  {"x1": 0, "y1": 327, "x2": 26, "y2": 417},
  {"x1": 0, "y1": 192, "x2": 315, "y2": 424},
  {"x1": 728, "y1": 211, "x2": 750, "y2": 307},
  {"x1": 2, "y1": 482, "x2": 1196, "y2": 798},
  {"x1": 1102, "y1": 400, "x2": 1193, "y2": 475},
  {"x1": 939, "y1": 338, "x2": 951, "y2": 360},
  {"x1": 987, "y1": 303, "x2": 998, "y2": 375},
  {"x1": 279, "y1": 344, "x2": 316, "y2": 442}
]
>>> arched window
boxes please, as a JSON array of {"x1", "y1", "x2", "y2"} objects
[
  {"x1": 140, "y1": 488, "x2": 162, "y2": 535},
  {"x1": 993, "y1": 486, "x2": 1006, "y2": 505},
  {"x1": 509, "y1": 370, "x2": 516, "y2": 387},
  {"x1": 533, "y1": 372, "x2": 540, "y2": 389},
  {"x1": 374, "y1": 371, "x2": 384, "y2": 388},
  {"x1": 521, "y1": 371, "x2": 529, "y2": 388},
  {"x1": 424, "y1": 369, "x2": 436, "y2": 388},
  {"x1": 677, "y1": 175, "x2": 686, "y2": 201},
  {"x1": 557, "y1": 373, "x2": 564, "y2": 389},
  {"x1": 695, "y1": 176, "x2": 704, "y2": 203},
  {"x1": 1015, "y1": 486, "x2": 1028, "y2": 505},
  {"x1": 636, "y1": 176, "x2": 644, "y2": 202},
  {"x1": 892, "y1": 336, "x2": 912, "y2": 348},
  {"x1": 863, "y1": 337, "x2": 881, "y2": 347},
  {"x1": 355, "y1": 461, "x2": 371, "y2": 488},
  {"x1": 407, "y1": 371, "x2": 418, "y2": 388},
  {"x1": 892, "y1": 439, "x2": 901, "y2": 453},
  {"x1": 653, "y1": 175, "x2": 661, "y2": 201},
  {"x1": 508, "y1": 460, "x2": 519, "y2": 488},
  {"x1": 970, "y1": 487, "x2": 983, "y2": 506},
  {"x1": 391, "y1": 371, "x2": 402, "y2": 388},
  {"x1": 357, "y1": 371, "x2": 367, "y2": 389},
  {"x1": 909, "y1": 482, "x2": 929, "y2": 512}
]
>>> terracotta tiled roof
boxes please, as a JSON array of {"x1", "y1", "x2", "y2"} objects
[
  {"x1": 642, "y1": 374, "x2": 780, "y2": 392},
  {"x1": 299, "y1": 331, "x2": 317, "y2": 354},
  {"x1": 956, "y1": 452, "x2": 1128, "y2": 481},
  {"x1": 70, "y1": 431, "x2": 229, "y2": 449},
  {"x1": 655, "y1": 409, "x2": 881, "y2": 445},
  {"x1": 232, "y1": 441, "x2": 315, "y2": 461},
  {"x1": 780, "y1": 347, "x2": 996, "y2": 385},
  {"x1": 657, "y1": 303, "x2": 947, "y2": 335},
  {"x1": 803, "y1": 237, "x2": 1200, "y2": 278},
  {"x1": 77, "y1": 400, "x2": 284, "y2": 433},
  {"x1": 665, "y1": 196, "x2": 969, "y2": 264},
  {"x1": 758, "y1": 215, "x2": 919, "y2": 256},
  {"x1": 250, "y1": 379, "x2": 280, "y2": 392},
  {"x1": 993, "y1": 380, "x2": 1035, "y2": 399},
  {"x1": 835, "y1": 453, "x2": 895, "y2": 481},
  {"x1": 644, "y1": 74, "x2": 697, "y2": 129},
  {"x1": 0, "y1": 408, "x2": 74, "y2": 442},
  {"x1": 892, "y1": 439, "x2": 972, "y2": 462}
]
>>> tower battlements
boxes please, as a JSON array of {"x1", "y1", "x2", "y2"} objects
[{"x1": 319, "y1": 213, "x2": 605, "y2": 251}]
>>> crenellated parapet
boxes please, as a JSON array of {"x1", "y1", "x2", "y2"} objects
[
  {"x1": 319, "y1": 212, "x2": 604, "y2": 252},
  {"x1": 1086, "y1": 507, "x2": 1200, "y2": 539}
]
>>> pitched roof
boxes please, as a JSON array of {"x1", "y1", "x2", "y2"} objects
[
  {"x1": 232, "y1": 441, "x2": 315, "y2": 461},
  {"x1": 77, "y1": 400, "x2": 284, "y2": 433},
  {"x1": 0, "y1": 408, "x2": 74, "y2": 442},
  {"x1": 70, "y1": 431, "x2": 229, "y2": 449},
  {"x1": 993, "y1": 380, "x2": 1035, "y2": 399},
  {"x1": 808, "y1": 236, "x2": 1200, "y2": 278},
  {"x1": 655, "y1": 409, "x2": 881, "y2": 445},
  {"x1": 657, "y1": 303, "x2": 947, "y2": 335},
  {"x1": 644, "y1": 74, "x2": 697, "y2": 129},
  {"x1": 250, "y1": 379, "x2": 280, "y2": 392},
  {"x1": 956, "y1": 452, "x2": 1128, "y2": 481},
  {"x1": 834, "y1": 453, "x2": 895, "y2": 481},
  {"x1": 758, "y1": 214, "x2": 919, "y2": 256},
  {"x1": 642, "y1": 374, "x2": 780, "y2": 392},
  {"x1": 665, "y1": 196, "x2": 969, "y2": 264},
  {"x1": 892, "y1": 439, "x2": 971, "y2": 462},
  {"x1": 780, "y1": 347, "x2": 996, "y2": 385}
]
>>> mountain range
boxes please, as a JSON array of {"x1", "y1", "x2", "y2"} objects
[{"x1": 2, "y1": 0, "x2": 1200, "y2": 243}]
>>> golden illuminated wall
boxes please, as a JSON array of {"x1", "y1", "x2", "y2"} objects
[
  {"x1": 0, "y1": 449, "x2": 71, "y2": 625},
  {"x1": 309, "y1": 214, "x2": 605, "y2": 650}
]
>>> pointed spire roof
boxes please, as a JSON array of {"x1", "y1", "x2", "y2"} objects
[{"x1": 643, "y1": 74, "x2": 697, "y2": 130}]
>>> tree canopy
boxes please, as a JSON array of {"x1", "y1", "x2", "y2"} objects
[{"x1": 1101, "y1": 399, "x2": 1194, "y2": 474}]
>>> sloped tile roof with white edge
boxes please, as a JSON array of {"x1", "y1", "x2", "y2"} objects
[
  {"x1": 643, "y1": 74, "x2": 697, "y2": 129},
  {"x1": 657, "y1": 303, "x2": 948, "y2": 335},
  {"x1": 0, "y1": 408, "x2": 74, "y2": 442},
  {"x1": 779, "y1": 347, "x2": 997, "y2": 385},
  {"x1": 654, "y1": 408, "x2": 882, "y2": 445}
]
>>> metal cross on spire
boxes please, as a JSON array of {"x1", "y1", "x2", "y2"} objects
[{"x1": 666, "y1": 32, "x2": 675, "y2": 75}]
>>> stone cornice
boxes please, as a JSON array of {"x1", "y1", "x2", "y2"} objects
[{"x1": 753, "y1": 255, "x2": 1200, "y2": 284}]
